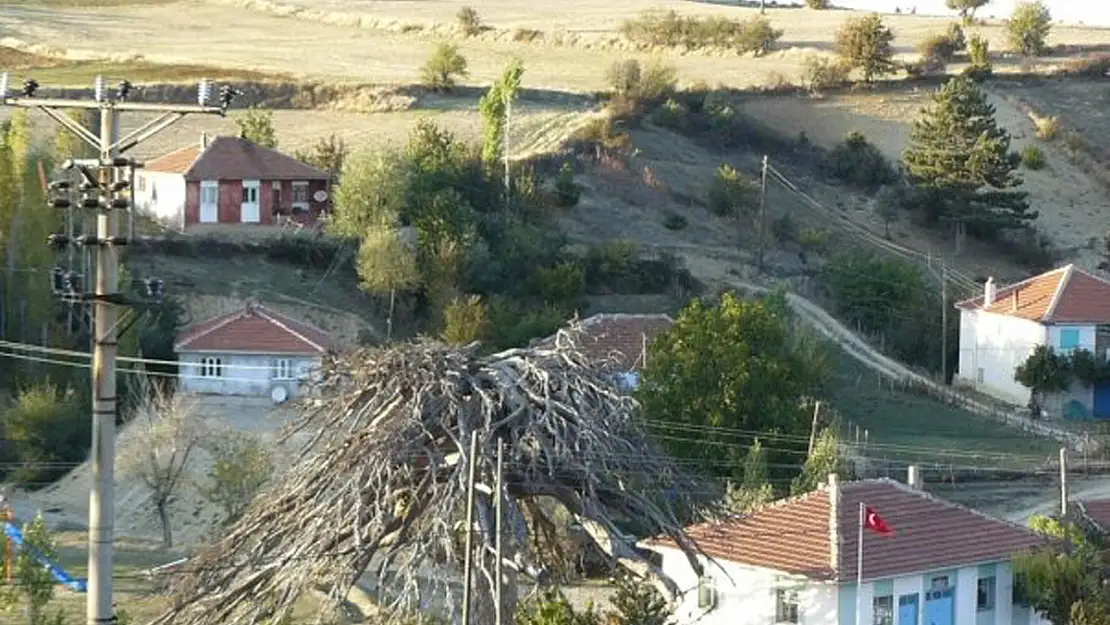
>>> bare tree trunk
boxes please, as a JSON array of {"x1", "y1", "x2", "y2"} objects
[
  {"x1": 387, "y1": 288, "x2": 395, "y2": 342},
  {"x1": 156, "y1": 498, "x2": 173, "y2": 548}
]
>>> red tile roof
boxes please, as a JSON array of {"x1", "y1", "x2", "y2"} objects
[
  {"x1": 570, "y1": 313, "x2": 674, "y2": 371},
  {"x1": 647, "y1": 478, "x2": 1044, "y2": 581},
  {"x1": 1077, "y1": 499, "x2": 1110, "y2": 532},
  {"x1": 145, "y1": 136, "x2": 329, "y2": 182},
  {"x1": 955, "y1": 265, "x2": 1110, "y2": 324},
  {"x1": 175, "y1": 302, "x2": 335, "y2": 355}
]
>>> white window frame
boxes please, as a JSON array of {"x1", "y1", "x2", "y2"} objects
[
  {"x1": 242, "y1": 179, "x2": 260, "y2": 205},
  {"x1": 200, "y1": 357, "x2": 223, "y2": 378},
  {"x1": 292, "y1": 181, "x2": 310, "y2": 212},
  {"x1": 873, "y1": 594, "x2": 894, "y2": 625},
  {"x1": 271, "y1": 358, "x2": 294, "y2": 380},
  {"x1": 200, "y1": 180, "x2": 219, "y2": 205},
  {"x1": 977, "y1": 577, "x2": 996, "y2": 612},
  {"x1": 775, "y1": 588, "x2": 799, "y2": 624}
]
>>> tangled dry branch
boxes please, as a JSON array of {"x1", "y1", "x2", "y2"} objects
[{"x1": 149, "y1": 328, "x2": 707, "y2": 625}]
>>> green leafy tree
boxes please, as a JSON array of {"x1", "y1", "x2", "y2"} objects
[
  {"x1": 3, "y1": 383, "x2": 87, "y2": 484},
  {"x1": 0, "y1": 512, "x2": 61, "y2": 624},
  {"x1": 606, "y1": 573, "x2": 671, "y2": 625},
  {"x1": 946, "y1": 0, "x2": 989, "y2": 19},
  {"x1": 478, "y1": 58, "x2": 524, "y2": 166},
  {"x1": 1007, "y1": 1, "x2": 1052, "y2": 57},
  {"x1": 441, "y1": 294, "x2": 488, "y2": 345},
  {"x1": 967, "y1": 34, "x2": 992, "y2": 76},
  {"x1": 707, "y1": 164, "x2": 758, "y2": 217},
  {"x1": 1014, "y1": 345, "x2": 1072, "y2": 410},
  {"x1": 330, "y1": 149, "x2": 406, "y2": 238},
  {"x1": 294, "y1": 133, "x2": 348, "y2": 181},
  {"x1": 421, "y1": 43, "x2": 469, "y2": 92},
  {"x1": 835, "y1": 14, "x2": 897, "y2": 82},
  {"x1": 1016, "y1": 515, "x2": 1103, "y2": 625},
  {"x1": 725, "y1": 439, "x2": 775, "y2": 513},
  {"x1": 356, "y1": 226, "x2": 421, "y2": 341},
  {"x1": 805, "y1": 0, "x2": 829, "y2": 8},
  {"x1": 637, "y1": 293, "x2": 829, "y2": 480},
  {"x1": 200, "y1": 430, "x2": 274, "y2": 523},
  {"x1": 791, "y1": 427, "x2": 848, "y2": 495},
  {"x1": 235, "y1": 107, "x2": 277, "y2": 148},
  {"x1": 902, "y1": 76, "x2": 1034, "y2": 235}
]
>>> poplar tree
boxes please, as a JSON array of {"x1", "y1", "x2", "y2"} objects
[
  {"x1": 902, "y1": 76, "x2": 1035, "y2": 235},
  {"x1": 478, "y1": 58, "x2": 524, "y2": 166}
]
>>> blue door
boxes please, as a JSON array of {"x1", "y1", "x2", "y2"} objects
[
  {"x1": 925, "y1": 588, "x2": 954, "y2": 625},
  {"x1": 899, "y1": 594, "x2": 919, "y2": 625},
  {"x1": 1094, "y1": 384, "x2": 1110, "y2": 419}
]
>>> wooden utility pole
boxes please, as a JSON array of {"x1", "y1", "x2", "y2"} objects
[
  {"x1": 461, "y1": 431, "x2": 479, "y2": 625},
  {"x1": 941, "y1": 261, "x2": 948, "y2": 384},
  {"x1": 1060, "y1": 447, "x2": 1069, "y2": 518},
  {"x1": 503, "y1": 93, "x2": 512, "y2": 202},
  {"x1": 757, "y1": 155, "x2": 768, "y2": 273},
  {"x1": 1, "y1": 73, "x2": 225, "y2": 625},
  {"x1": 807, "y1": 401, "x2": 822, "y2": 456},
  {"x1": 494, "y1": 442, "x2": 504, "y2": 625}
]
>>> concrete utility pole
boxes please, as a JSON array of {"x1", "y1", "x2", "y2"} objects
[
  {"x1": 461, "y1": 431, "x2": 479, "y2": 625},
  {"x1": 1060, "y1": 447, "x2": 1069, "y2": 518},
  {"x1": 757, "y1": 155, "x2": 769, "y2": 273},
  {"x1": 0, "y1": 72, "x2": 226, "y2": 625}
]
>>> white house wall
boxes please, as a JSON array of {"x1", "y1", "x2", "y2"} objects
[
  {"x1": 956, "y1": 309, "x2": 1047, "y2": 405},
  {"x1": 654, "y1": 546, "x2": 838, "y2": 625},
  {"x1": 178, "y1": 352, "x2": 320, "y2": 398},
  {"x1": 135, "y1": 172, "x2": 186, "y2": 231}
]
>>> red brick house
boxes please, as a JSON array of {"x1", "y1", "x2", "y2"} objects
[{"x1": 134, "y1": 134, "x2": 331, "y2": 230}]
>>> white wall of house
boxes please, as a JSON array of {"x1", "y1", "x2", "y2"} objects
[
  {"x1": 177, "y1": 352, "x2": 321, "y2": 398},
  {"x1": 955, "y1": 309, "x2": 1047, "y2": 405},
  {"x1": 652, "y1": 546, "x2": 837, "y2": 625},
  {"x1": 653, "y1": 548, "x2": 1048, "y2": 625},
  {"x1": 135, "y1": 172, "x2": 187, "y2": 230}
]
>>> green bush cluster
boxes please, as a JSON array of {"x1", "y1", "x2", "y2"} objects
[
  {"x1": 823, "y1": 131, "x2": 898, "y2": 191},
  {"x1": 1021, "y1": 145, "x2": 1047, "y2": 170},
  {"x1": 619, "y1": 11, "x2": 783, "y2": 55},
  {"x1": 708, "y1": 164, "x2": 758, "y2": 217}
]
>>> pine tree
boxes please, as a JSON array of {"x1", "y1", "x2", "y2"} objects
[
  {"x1": 902, "y1": 76, "x2": 1034, "y2": 235},
  {"x1": 725, "y1": 439, "x2": 775, "y2": 513}
]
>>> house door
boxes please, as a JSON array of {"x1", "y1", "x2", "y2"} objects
[
  {"x1": 199, "y1": 180, "x2": 218, "y2": 223},
  {"x1": 241, "y1": 179, "x2": 261, "y2": 223},
  {"x1": 898, "y1": 594, "x2": 919, "y2": 625},
  {"x1": 1094, "y1": 384, "x2": 1110, "y2": 418},
  {"x1": 924, "y1": 588, "x2": 954, "y2": 625}
]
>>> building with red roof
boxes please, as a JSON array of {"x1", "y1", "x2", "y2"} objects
[
  {"x1": 954, "y1": 264, "x2": 1110, "y2": 418},
  {"x1": 134, "y1": 134, "x2": 331, "y2": 231},
  {"x1": 644, "y1": 473, "x2": 1046, "y2": 625},
  {"x1": 174, "y1": 301, "x2": 335, "y2": 402}
]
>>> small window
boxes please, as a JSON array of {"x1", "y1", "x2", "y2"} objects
[
  {"x1": 931, "y1": 576, "x2": 950, "y2": 591},
  {"x1": 1013, "y1": 573, "x2": 1030, "y2": 607},
  {"x1": 200, "y1": 182, "x2": 218, "y2": 205},
  {"x1": 873, "y1": 595, "x2": 893, "y2": 625},
  {"x1": 137, "y1": 176, "x2": 146, "y2": 192},
  {"x1": 200, "y1": 357, "x2": 223, "y2": 378},
  {"x1": 977, "y1": 577, "x2": 996, "y2": 612},
  {"x1": 775, "y1": 589, "x2": 799, "y2": 624},
  {"x1": 1060, "y1": 328, "x2": 1080, "y2": 355},
  {"x1": 292, "y1": 181, "x2": 309, "y2": 204},
  {"x1": 271, "y1": 358, "x2": 293, "y2": 380},
  {"x1": 242, "y1": 183, "x2": 259, "y2": 204},
  {"x1": 976, "y1": 368, "x2": 985, "y2": 383}
]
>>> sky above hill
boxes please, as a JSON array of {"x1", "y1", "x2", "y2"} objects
[{"x1": 833, "y1": 0, "x2": 1110, "y2": 26}]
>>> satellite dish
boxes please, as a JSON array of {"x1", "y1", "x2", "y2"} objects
[
  {"x1": 312, "y1": 190, "x2": 328, "y2": 203},
  {"x1": 270, "y1": 385, "x2": 289, "y2": 404}
]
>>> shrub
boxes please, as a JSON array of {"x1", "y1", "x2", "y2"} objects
[
  {"x1": 799, "y1": 227, "x2": 829, "y2": 254},
  {"x1": 967, "y1": 33, "x2": 991, "y2": 69},
  {"x1": 441, "y1": 294, "x2": 489, "y2": 345},
  {"x1": 513, "y1": 28, "x2": 543, "y2": 42},
  {"x1": 2, "y1": 382, "x2": 87, "y2": 485},
  {"x1": 918, "y1": 34, "x2": 958, "y2": 66},
  {"x1": 946, "y1": 22, "x2": 967, "y2": 51},
  {"x1": 708, "y1": 164, "x2": 758, "y2": 216},
  {"x1": 606, "y1": 59, "x2": 642, "y2": 97},
  {"x1": 200, "y1": 431, "x2": 274, "y2": 523},
  {"x1": 823, "y1": 131, "x2": 897, "y2": 191},
  {"x1": 1061, "y1": 53, "x2": 1110, "y2": 77},
  {"x1": 806, "y1": 0, "x2": 829, "y2": 8},
  {"x1": 835, "y1": 13, "x2": 897, "y2": 82},
  {"x1": 605, "y1": 59, "x2": 676, "y2": 104},
  {"x1": 772, "y1": 214, "x2": 798, "y2": 243},
  {"x1": 1034, "y1": 115, "x2": 1059, "y2": 141},
  {"x1": 663, "y1": 211, "x2": 688, "y2": 230},
  {"x1": 554, "y1": 162, "x2": 582, "y2": 207},
  {"x1": 618, "y1": 11, "x2": 782, "y2": 54},
  {"x1": 421, "y1": 43, "x2": 469, "y2": 92},
  {"x1": 527, "y1": 262, "x2": 586, "y2": 306},
  {"x1": 456, "y1": 6, "x2": 483, "y2": 36},
  {"x1": 1007, "y1": 1, "x2": 1052, "y2": 56},
  {"x1": 650, "y1": 97, "x2": 691, "y2": 130},
  {"x1": 801, "y1": 55, "x2": 850, "y2": 91},
  {"x1": 1021, "y1": 145, "x2": 1046, "y2": 169}
]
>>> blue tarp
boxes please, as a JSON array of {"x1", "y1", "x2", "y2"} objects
[{"x1": 3, "y1": 521, "x2": 88, "y2": 592}]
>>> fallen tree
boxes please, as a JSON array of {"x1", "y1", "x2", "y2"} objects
[{"x1": 150, "y1": 327, "x2": 708, "y2": 625}]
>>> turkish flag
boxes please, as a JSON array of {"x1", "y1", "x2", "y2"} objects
[{"x1": 864, "y1": 506, "x2": 894, "y2": 536}]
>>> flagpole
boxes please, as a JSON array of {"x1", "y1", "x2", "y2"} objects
[{"x1": 856, "y1": 501, "x2": 865, "y2": 625}]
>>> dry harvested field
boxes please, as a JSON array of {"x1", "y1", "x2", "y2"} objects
[{"x1": 4, "y1": 0, "x2": 1110, "y2": 90}]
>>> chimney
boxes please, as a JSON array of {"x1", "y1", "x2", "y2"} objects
[
  {"x1": 907, "y1": 465, "x2": 922, "y2": 490},
  {"x1": 827, "y1": 473, "x2": 840, "y2": 572},
  {"x1": 200, "y1": 131, "x2": 209, "y2": 149},
  {"x1": 983, "y1": 277, "x2": 996, "y2": 307}
]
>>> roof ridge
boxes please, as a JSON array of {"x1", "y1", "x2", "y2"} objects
[
  {"x1": 581, "y1": 312, "x2": 675, "y2": 325},
  {"x1": 223, "y1": 135, "x2": 331, "y2": 177},
  {"x1": 173, "y1": 307, "x2": 248, "y2": 351},
  {"x1": 1042, "y1": 264, "x2": 1074, "y2": 322},
  {"x1": 954, "y1": 265, "x2": 1072, "y2": 308},
  {"x1": 255, "y1": 306, "x2": 327, "y2": 353}
]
